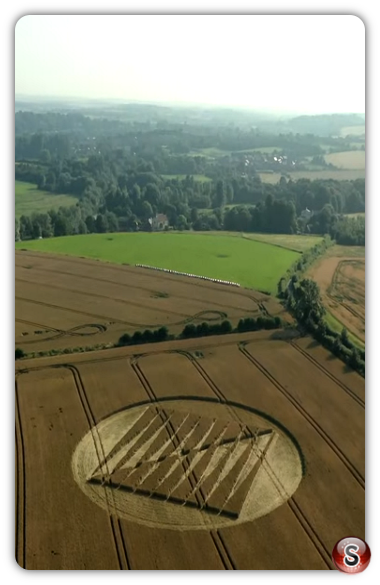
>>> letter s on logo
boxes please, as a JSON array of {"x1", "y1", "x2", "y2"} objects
[{"x1": 344, "y1": 544, "x2": 360, "y2": 567}]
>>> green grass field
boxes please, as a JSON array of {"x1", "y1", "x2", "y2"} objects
[
  {"x1": 170, "y1": 230, "x2": 323, "y2": 253},
  {"x1": 324, "y1": 311, "x2": 365, "y2": 351},
  {"x1": 15, "y1": 181, "x2": 78, "y2": 218},
  {"x1": 259, "y1": 169, "x2": 365, "y2": 184},
  {"x1": 161, "y1": 174, "x2": 212, "y2": 182},
  {"x1": 320, "y1": 244, "x2": 365, "y2": 259},
  {"x1": 241, "y1": 233, "x2": 324, "y2": 252},
  {"x1": 15, "y1": 232, "x2": 300, "y2": 293}
]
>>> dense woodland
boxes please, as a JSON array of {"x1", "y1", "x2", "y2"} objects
[{"x1": 15, "y1": 106, "x2": 365, "y2": 245}]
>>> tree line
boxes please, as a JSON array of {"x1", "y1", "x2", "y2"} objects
[
  {"x1": 16, "y1": 109, "x2": 363, "y2": 156},
  {"x1": 15, "y1": 108, "x2": 364, "y2": 243},
  {"x1": 16, "y1": 316, "x2": 284, "y2": 360},
  {"x1": 282, "y1": 277, "x2": 364, "y2": 376},
  {"x1": 276, "y1": 236, "x2": 365, "y2": 377},
  {"x1": 15, "y1": 176, "x2": 365, "y2": 243}
]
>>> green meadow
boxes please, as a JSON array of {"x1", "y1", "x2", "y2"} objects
[
  {"x1": 15, "y1": 232, "x2": 300, "y2": 293},
  {"x1": 15, "y1": 181, "x2": 78, "y2": 218}
]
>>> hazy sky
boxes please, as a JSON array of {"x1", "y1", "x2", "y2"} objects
[{"x1": 15, "y1": 15, "x2": 365, "y2": 114}]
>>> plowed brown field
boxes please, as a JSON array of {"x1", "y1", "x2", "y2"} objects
[
  {"x1": 16, "y1": 250, "x2": 287, "y2": 353},
  {"x1": 16, "y1": 331, "x2": 364, "y2": 570}
]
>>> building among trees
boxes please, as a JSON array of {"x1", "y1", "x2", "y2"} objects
[{"x1": 149, "y1": 213, "x2": 169, "y2": 231}]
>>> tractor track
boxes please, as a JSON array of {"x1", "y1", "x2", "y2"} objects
[
  {"x1": 16, "y1": 296, "x2": 247, "y2": 331},
  {"x1": 130, "y1": 358, "x2": 234, "y2": 569},
  {"x1": 15, "y1": 249, "x2": 265, "y2": 304},
  {"x1": 65, "y1": 365, "x2": 130, "y2": 570},
  {"x1": 239, "y1": 345, "x2": 364, "y2": 489},
  {"x1": 172, "y1": 351, "x2": 331, "y2": 569},
  {"x1": 290, "y1": 341, "x2": 364, "y2": 408},
  {"x1": 15, "y1": 266, "x2": 261, "y2": 314}
]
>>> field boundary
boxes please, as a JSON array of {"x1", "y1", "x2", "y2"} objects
[
  {"x1": 14, "y1": 332, "x2": 299, "y2": 370},
  {"x1": 240, "y1": 233, "x2": 307, "y2": 254},
  {"x1": 278, "y1": 242, "x2": 365, "y2": 375}
]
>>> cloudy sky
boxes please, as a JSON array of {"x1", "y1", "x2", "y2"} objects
[{"x1": 15, "y1": 15, "x2": 365, "y2": 114}]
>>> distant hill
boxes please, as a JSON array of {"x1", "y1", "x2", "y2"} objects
[{"x1": 287, "y1": 113, "x2": 365, "y2": 136}]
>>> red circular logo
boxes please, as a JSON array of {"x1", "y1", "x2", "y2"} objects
[{"x1": 332, "y1": 537, "x2": 371, "y2": 573}]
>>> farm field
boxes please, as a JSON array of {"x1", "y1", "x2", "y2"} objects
[
  {"x1": 15, "y1": 180, "x2": 77, "y2": 217},
  {"x1": 176, "y1": 231, "x2": 324, "y2": 253},
  {"x1": 324, "y1": 150, "x2": 365, "y2": 170},
  {"x1": 307, "y1": 245, "x2": 365, "y2": 344},
  {"x1": 187, "y1": 147, "x2": 282, "y2": 157},
  {"x1": 259, "y1": 169, "x2": 365, "y2": 184},
  {"x1": 189, "y1": 147, "x2": 230, "y2": 158},
  {"x1": 15, "y1": 233, "x2": 300, "y2": 293},
  {"x1": 340, "y1": 125, "x2": 365, "y2": 137},
  {"x1": 344, "y1": 212, "x2": 365, "y2": 218},
  {"x1": 241, "y1": 233, "x2": 324, "y2": 253},
  {"x1": 15, "y1": 331, "x2": 365, "y2": 569},
  {"x1": 15, "y1": 250, "x2": 289, "y2": 354}
]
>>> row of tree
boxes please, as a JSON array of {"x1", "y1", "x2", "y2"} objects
[
  {"x1": 236, "y1": 316, "x2": 282, "y2": 332},
  {"x1": 275, "y1": 236, "x2": 364, "y2": 376},
  {"x1": 15, "y1": 110, "x2": 364, "y2": 242},
  {"x1": 277, "y1": 236, "x2": 334, "y2": 297},
  {"x1": 16, "y1": 314, "x2": 285, "y2": 360},
  {"x1": 117, "y1": 326, "x2": 170, "y2": 346},
  {"x1": 281, "y1": 276, "x2": 364, "y2": 376},
  {"x1": 116, "y1": 315, "x2": 284, "y2": 348},
  {"x1": 287, "y1": 279, "x2": 365, "y2": 377}
]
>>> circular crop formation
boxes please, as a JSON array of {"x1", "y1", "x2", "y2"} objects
[{"x1": 72, "y1": 399, "x2": 303, "y2": 531}]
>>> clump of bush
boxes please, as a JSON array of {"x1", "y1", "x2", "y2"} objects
[
  {"x1": 283, "y1": 276, "x2": 365, "y2": 377},
  {"x1": 277, "y1": 235, "x2": 334, "y2": 299},
  {"x1": 118, "y1": 326, "x2": 170, "y2": 347},
  {"x1": 237, "y1": 316, "x2": 281, "y2": 332},
  {"x1": 181, "y1": 316, "x2": 282, "y2": 340},
  {"x1": 181, "y1": 320, "x2": 233, "y2": 339},
  {"x1": 15, "y1": 348, "x2": 25, "y2": 360}
]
